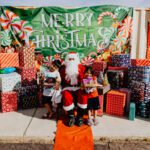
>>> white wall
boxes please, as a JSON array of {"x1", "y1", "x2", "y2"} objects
[{"x1": 131, "y1": 9, "x2": 150, "y2": 59}]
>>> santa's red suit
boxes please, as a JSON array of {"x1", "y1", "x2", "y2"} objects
[
  {"x1": 60, "y1": 64, "x2": 87, "y2": 110},
  {"x1": 59, "y1": 52, "x2": 87, "y2": 126}
]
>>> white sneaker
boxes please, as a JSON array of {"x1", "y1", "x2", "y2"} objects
[
  {"x1": 87, "y1": 118, "x2": 94, "y2": 126},
  {"x1": 93, "y1": 118, "x2": 99, "y2": 126}
]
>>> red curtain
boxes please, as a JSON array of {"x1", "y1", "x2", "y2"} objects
[{"x1": 147, "y1": 22, "x2": 150, "y2": 59}]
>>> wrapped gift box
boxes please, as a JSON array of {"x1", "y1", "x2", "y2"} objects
[
  {"x1": 144, "y1": 83, "x2": 150, "y2": 102},
  {"x1": 112, "y1": 54, "x2": 131, "y2": 67},
  {"x1": 18, "y1": 85, "x2": 38, "y2": 96},
  {"x1": 106, "y1": 90, "x2": 126, "y2": 116},
  {"x1": 92, "y1": 61, "x2": 107, "y2": 76},
  {"x1": 0, "y1": 53, "x2": 19, "y2": 68},
  {"x1": 0, "y1": 91, "x2": 18, "y2": 112},
  {"x1": 19, "y1": 95, "x2": 38, "y2": 109},
  {"x1": 18, "y1": 85, "x2": 38, "y2": 109},
  {"x1": 129, "y1": 81, "x2": 145, "y2": 102},
  {"x1": 0, "y1": 73, "x2": 21, "y2": 92},
  {"x1": 107, "y1": 70, "x2": 126, "y2": 89},
  {"x1": 131, "y1": 59, "x2": 150, "y2": 66},
  {"x1": 128, "y1": 66, "x2": 150, "y2": 83},
  {"x1": 119, "y1": 88, "x2": 131, "y2": 113},
  {"x1": 108, "y1": 66, "x2": 128, "y2": 86},
  {"x1": 18, "y1": 67, "x2": 37, "y2": 86},
  {"x1": 18, "y1": 46, "x2": 35, "y2": 68},
  {"x1": 136, "y1": 101, "x2": 150, "y2": 118}
]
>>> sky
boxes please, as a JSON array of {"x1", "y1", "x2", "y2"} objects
[{"x1": 0, "y1": 0, "x2": 150, "y2": 8}]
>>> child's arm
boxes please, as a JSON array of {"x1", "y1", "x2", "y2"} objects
[{"x1": 54, "y1": 72, "x2": 61, "y2": 90}]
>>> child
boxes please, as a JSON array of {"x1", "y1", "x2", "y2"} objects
[
  {"x1": 82, "y1": 66, "x2": 102, "y2": 126},
  {"x1": 42, "y1": 59, "x2": 62, "y2": 119}
]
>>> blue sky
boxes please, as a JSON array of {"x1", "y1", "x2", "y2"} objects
[{"x1": 0, "y1": 0, "x2": 149, "y2": 8}]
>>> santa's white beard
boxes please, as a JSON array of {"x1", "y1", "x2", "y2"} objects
[{"x1": 65, "y1": 61, "x2": 79, "y2": 85}]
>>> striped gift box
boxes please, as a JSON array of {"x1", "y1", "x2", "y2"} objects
[
  {"x1": 18, "y1": 46, "x2": 35, "y2": 68},
  {"x1": 131, "y1": 59, "x2": 150, "y2": 66},
  {"x1": 0, "y1": 53, "x2": 19, "y2": 69}
]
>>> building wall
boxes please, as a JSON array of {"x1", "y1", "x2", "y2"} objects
[{"x1": 131, "y1": 9, "x2": 150, "y2": 59}]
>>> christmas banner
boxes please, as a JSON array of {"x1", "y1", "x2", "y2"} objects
[{"x1": 0, "y1": 6, "x2": 133, "y2": 59}]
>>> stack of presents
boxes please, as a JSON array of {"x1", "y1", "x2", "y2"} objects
[
  {"x1": 0, "y1": 47, "x2": 150, "y2": 121},
  {"x1": 92, "y1": 54, "x2": 150, "y2": 120},
  {"x1": 0, "y1": 46, "x2": 38, "y2": 112}
]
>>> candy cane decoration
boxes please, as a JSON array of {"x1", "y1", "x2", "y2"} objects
[
  {"x1": 98, "y1": 12, "x2": 115, "y2": 25},
  {"x1": 18, "y1": 20, "x2": 33, "y2": 44},
  {"x1": 0, "y1": 31, "x2": 12, "y2": 46},
  {"x1": 81, "y1": 56, "x2": 94, "y2": 66},
  {"x1": 88, "y1": 52, "x2": 97, "y2": 58},
  {"x1": 0, "y1": 10, "x2": 21, "y2": 46},
  {"x1": 43, "y1": 56, "x2": 52, "y2": 63},
  {"x1": 114, "y1": 7, "x2": 129, "y2": 17},
  {"x1": 0, "y1": 10, "x2": 21, "y2": 34}
]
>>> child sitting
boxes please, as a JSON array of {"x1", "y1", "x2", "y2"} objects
[
  {"x1": 82, "y1": 66, "x2": 102, "y2": 126},
  {"x1": 42, "y1": 59, "x2": 62, "y2": 119}
]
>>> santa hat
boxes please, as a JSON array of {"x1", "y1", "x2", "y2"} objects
[{"x1": 67, "y1": 52, "x2": 79, "y2": 58}]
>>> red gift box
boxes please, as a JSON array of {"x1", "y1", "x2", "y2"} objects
[
  {"x1": 131, "y1": 59, "x2": 150, "y2": 66},
  {"x1": 18, "y1": 67, "x2": 37, "y2": 86},
  {"x1": 106, "y1": 90, "x2": 126, "y2": 116},
  {"x1": 0, "y1": 91, "x2": 18, "y2": 112},
  {"x1": 92, "y1": 61, "x2": 107, "y2": 76},
  {"x1": 18, "y1": 46, "x2": 35, "y2": 68},
  {"x1": 97, "y1": 95, "x2": 103, "y2": 116},
  {"x1": 0, "y1": 53, "x2": 19, "y2": 68}
]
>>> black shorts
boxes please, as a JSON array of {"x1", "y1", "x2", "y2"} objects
[
  {"x1": 87, "y1": 96, "x2": 100, "y2": 110},
  {"x1": 42, "y1": 95, "x2": 52, "y2": 105}
]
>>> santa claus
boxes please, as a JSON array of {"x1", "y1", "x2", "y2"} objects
[{"x1": 60, "y1": 52, "x2": 87, "y2": 127}]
